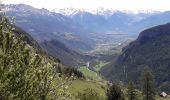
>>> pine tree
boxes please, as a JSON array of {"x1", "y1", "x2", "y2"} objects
[
  {"x1": 106, "y1": 84, "x2": 125, "y2": 100},
  {"x1": 127, "y1": 81, "x2": 138, "y2": 100},
  {"x1": 140, "y1": 67, "x2": 156, "y2": 100}
]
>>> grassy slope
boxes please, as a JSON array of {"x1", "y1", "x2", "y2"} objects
[
  {"x1": 74, "y1": 62, "x2": 110, "y2": 99},
  {"x1": 156, "y1": 96, "x2": 170, "y2": 100},
  {"x1": 94, "y1": 62, "x2": 108, "y2": 72},
  {"x1": 79, "y1": 66, "x2": 100, "y2": 80},
  {"x1": 74, "y1": 63, "x2": 109, "y2": 99},
  {"x1": 69, "y1": 68, "x2": 167, "y2": 100},
  {"x1": 78, "y1": 61, "x2": 107, "y2": 80},
  {"x1": 69, "y1": 79, "x2": 106, "y2": 100}
]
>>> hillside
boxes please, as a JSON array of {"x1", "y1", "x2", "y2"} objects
[
  {"x1": 3, "y1": 2, "x2": 170, "y2": 99},
  {"x1": 101, "y1": 23, "x2": 170, "y2": 93},
  {"x1": 0, "y1": 15, "x2": 109, "y2": 99},
  {"x1": 40, "y1": 39, "x2": 94, "y2": 67},
  {"x1": 8, "y1": 20, "x2": 62, "y2": 63}
]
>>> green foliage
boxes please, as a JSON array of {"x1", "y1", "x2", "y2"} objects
[
  {"x1": 79, "y1": 66, "x2": 101, "y2": 80},
  {"x1": 47, "y1": 74, "x2": 75, "y2": 100},
  {"x1": 55, "y1": 65, "x2": 84, "y2": 78},
  {"x1": 0, "y1": 16, "x2": 74, "y2": 100},
  {"x1": 69, "y1": 79, "x2": 106, "y2": 99},
  {"x1": 0, "y1": 16, "x2": 54, "y2": 99},
  {"x1": 77, "y1": 88, "x2": 101, "y2": 100},
  {"x1": 127, "y1": 82, "x2": 138, "y2": 100},
  {"x1": 106, "y1": 84, "x2": 125, "y2": 100},
  {"x1": 140, "y1": 67, "x2": 156, "y2": 100},
  {"x1": 94, "y1": 61, "x2": 108, "y2": 72},
  {"x1": 63, "y1": 67, "x2": 84, "y2": 78}
]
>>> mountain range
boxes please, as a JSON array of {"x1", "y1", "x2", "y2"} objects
[
  {"x1": 53, "y1": 7, "x2": 158, "y2": 16},
  {"x1": 5, "y1": 4, "x2": 170, "y2": 68},
  {"x1": 6, "y1": 4, "x2": 170, "y2": 46},
  {"x1": 6, "y1": 4, "x2": 94, "y2": 52}
]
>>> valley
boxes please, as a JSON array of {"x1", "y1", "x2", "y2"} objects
[
  {"x1": 1, "y1": 2, "x2": 170, "y2": 100},
  {"x1": 6, "y1": 4, "x2": 138, "y2": 68}
]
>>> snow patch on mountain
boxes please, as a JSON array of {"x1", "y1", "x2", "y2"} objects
[
  {"x1": 52, "y1": 7, "x2": 80, "y2": 16},
  {"x1": 52, "y1": 7, "x2": 159, "y2": 17}
]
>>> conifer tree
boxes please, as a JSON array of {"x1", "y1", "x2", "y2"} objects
[
  {"x1": 140, "y1": 67, "x2": 156, "y2": 100},
  {"x1": 106, "y1": 84, "x2": 125, "y2": 100},
  {"x1": 127, "y1": 81, "x2": 138, "y2": 100}
]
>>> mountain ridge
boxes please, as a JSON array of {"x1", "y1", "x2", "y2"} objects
[
  {"x1": 6, "y1": 4, "x2": 95, "y2": 53},
  {"x1": 101, "y1": 23, "x2": 170, "y2": 93},
  {"x1": 52, "y1": 7, "x2": 159, "y2": 16}
]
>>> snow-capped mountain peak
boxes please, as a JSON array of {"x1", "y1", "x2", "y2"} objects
[
  {"x1": 5, "y1": 4, "x2": 53, "y2": 15},
  {"x1": 91, "y1": 7, "x2": 118, "y2": 16},
  {"x1": 52, "y1": 7, "x2": 160, "y2": 17},
  {"x1": 52, "y1": 7, "x2": 81, "y2": 16},
  {"x1": 52, "y1": 7, "x2": 117, "y2": 16}
]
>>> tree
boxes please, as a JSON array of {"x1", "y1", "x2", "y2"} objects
[
  {"x1": 77, "y1": 88, "x2": 100, "y2": 100},
  {"x1": 62, "y1": 67, "x2": 84, "y2": 78},
  {"x1": 140, "y1": 67, "x2": 156, "y2": 100},
  {"x1": 106, "y1": 84, "x2": 125, "y2": 100},
  {"x1": 127, "y1": 81, "x2": 138, "y2": 100},
  {"x1": 0, "y1": 16, "x2": 54, "y2": 99}
]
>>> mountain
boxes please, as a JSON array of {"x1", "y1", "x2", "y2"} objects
[
  {"x1": 6, "y1": 17, "x2": 61, "y2": 61},
  {"x1": 52, "y1": 7, "x2": 81, "y2": 16},
  {"x1": 6, "y1": 4, "x2": 167, "y2": 39},
  {"x1": 52, "y1": 7, "x2": 160, "y2": 36},
  {"x1": 52, "y1": 7, "x2": 117, "y2": 17},
  {"x1": 134, "y1": 11, "x2": 170, "y2": 32},
  {"x1": 5, "y1": 4, "x2": 170, "y2": 68},
  {"x1": 71, "y1": 11, "x2": 108, "y2": 33},
  {"x1": 6, "y1": 4, "x2": 94, "y2": 52},
  {"x1": 13, "y1": 26, "x2": 41, "y2": 49},
  {"x1": 101, "y1": 23, "x2": 170, "y2": 93},
  {"x1": 40, "y1": 39, "x2": 94, "y2": 67},
  {"x1": 53, "y1": 7, "x2": 158, "y2": 17},
  {"x1": 6, "y1": 4, "x2": 165, "y2": 48},
  {"x1": 92, "y1": 7, "x2": 117, "y2": 16},
  {"x1": 70, "y1": 10, "x2": 159, "y2": 35},
  {"x1": 4, "y1": 4, "x2": 97, "y2": 68}
]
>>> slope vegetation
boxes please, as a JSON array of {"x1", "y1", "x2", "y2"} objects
[{"x1": 101, "y1": 23, "x2": 170, "y2": 93}]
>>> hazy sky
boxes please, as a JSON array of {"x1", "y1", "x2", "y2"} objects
[{"x1": 2, "y1": 0, "x2": 170, "y2": 11}]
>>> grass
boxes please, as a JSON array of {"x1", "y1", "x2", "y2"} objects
[
  {"x1": 68, "y1": 79, "x2": 169, "y2": 100},
  {"x1": 94, "y1": 62, "x2": 108, "y2": 72},
  {"x1": 78, "y1": 66, "x2": 101, "y2": 80},
  {"x1": 68, "y1": 79, "x2": 106, "y2": 99},
  {"x1": 77, "y1": 63, "x2": 170, "y2": 100},
  {"x1": 75, "y1": 65, "x2": 109, "y2": 99},
  {"x1": 156, "y1": 96, "x2": 170, "y2": 100}
]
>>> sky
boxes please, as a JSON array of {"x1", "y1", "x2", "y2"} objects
[{"x1": 2, "y1": 0, "x2": 170, "y2": 11}]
